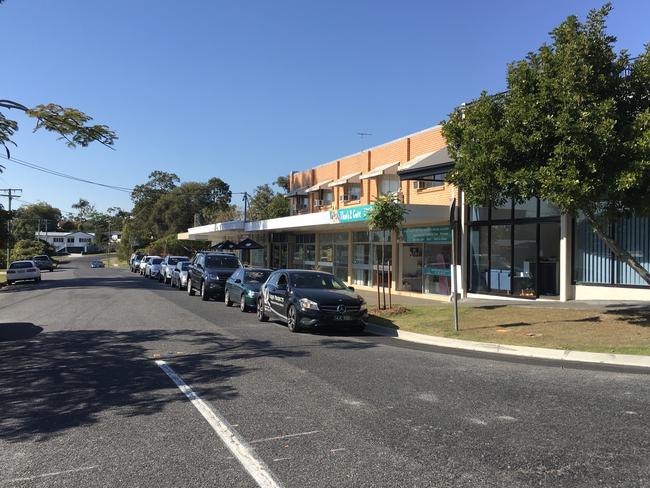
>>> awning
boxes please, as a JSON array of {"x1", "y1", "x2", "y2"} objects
[
  {"x1": 328, "y1": 172, "x2": 361, "y2": 187},
  {"x1": 211, "y1": 239, "x2": 237, "y2": 251},
  {"x1": 286, "y1": 187, "x2": 308, "y2": 197},
  {"x1": 398, "y1": 146, "x2": 454, "y2": 181},
  {"x1": 359, "y1": 161, "x2": 399, "y2": 180},
  {"x1": 234, "y1": 238, "x2": 264, "y2": 250},
  {"x1": 305, "y1": 180, "x2": 333, "y2": 192}
]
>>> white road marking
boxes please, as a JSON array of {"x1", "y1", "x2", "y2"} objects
[
  {"x1": 5, "y1": 466, "x2": 98, "y2": 483},
  {"x1": 330, "y1": 448, "x2": 347, "y2": 453},
  {"x1": 250, "y1": 430, "x2": 321, "y2": 444},
  {"x1": 497, "y1": 415, "x2": 518, "y2": 422},
  {"x1": 155, "y1": 360, "x2": 284, "y2": 488},
  {"x1": 468, "y1": 418, "x2": 488, "y2": 426}
]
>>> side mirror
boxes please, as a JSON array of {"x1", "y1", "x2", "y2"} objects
[
  {"x1": 235, "y1": 278, "x2": 242, "y2": 284},
  {"x1": 348, "y1": 286, "x2": 355, "y2": 291}
]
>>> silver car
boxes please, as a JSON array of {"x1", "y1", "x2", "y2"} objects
[
  {"x1": 160, "y1": 255, "x2": 189, "y2": 284},
  {"x1": 139, "y1": 255, "x2": 151, "y2": 275},
  {"x1": 6, "y1": 260, "x2": 42, "y2": 285},
  {"x1": 145, "y1": 257, "x2": 163, "y2": 279},
  {"x1": 170, "y1": 261, "x2": 190, "y2": 290}
]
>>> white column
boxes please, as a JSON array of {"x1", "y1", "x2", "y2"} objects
[{"x1": 559, "y1": 213, "x2": 573, "y2": 301}]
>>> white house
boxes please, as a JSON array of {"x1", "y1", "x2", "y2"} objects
[{"x1": 35, "y1": 231, "x2": 96, "y2": 253}]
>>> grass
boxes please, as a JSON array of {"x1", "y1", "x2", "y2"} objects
[
  {"x1": 369, "y1": 304, "x2": 650, "y2": 356},
  {"x1": 0, "y1": 270, "x2": 6, "y2": 285},
  {"x1": 102, "y1": 255, "x2": 128, "y2": 268}
]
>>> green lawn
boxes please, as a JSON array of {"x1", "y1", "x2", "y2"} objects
[
  {"x1": 0, "y1": 270, "x2": 6, "y2": 285},
  {"x1": 369, "y1": 304, "x2": 650, "y2": 356}
]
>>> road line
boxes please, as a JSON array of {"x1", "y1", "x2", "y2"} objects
[
  {"x1": 5, "y1": 466, "x2": 98, "y2": 483},
  {"x1": 250, "y1": 430, "x2": 321, "y2": 444},
  {"x1": 155, "y1": 360, "x2": 284, "y2": 488}
]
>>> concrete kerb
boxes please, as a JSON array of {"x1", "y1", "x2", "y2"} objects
[{"x1": 366, "y1": 323, "x2": 650, "y2": 369}]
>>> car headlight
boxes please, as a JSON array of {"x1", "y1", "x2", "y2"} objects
[
  {"x1": 299, "y1": 298, "x2": 319, "y2": 311},
  {"x1": 247, "y1": 290, "x2": 256, "y2": 298},
  {"x1": 360, "y1": 302, "x2": 367, "y2": 311},
  {"x1": 208, "y1": 273, "x2": 220, "y2": 280}
]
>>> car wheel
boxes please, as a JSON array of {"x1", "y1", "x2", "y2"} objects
[
  {"x1": 257, "y1": 297, "x2": 269, "y2": 322},
  {"x1": 6, "y1": 280, "x2": 13, "y2": 285},
  {"x1": 225, "y1": 290, "x2": 233, "y2": 307},
  {"x1": 187, "y1": 278, "x2": 195, "y2": 296},
  {"x1": 287, "y1": 305, "x2": 300, "y2": 333},
  {"x1": 50, "y1": 267, "x2": 54, "y2": 272},
  {"x1": 240, "y1": 295, "x2": 248, "y2": 312},
  {"x1": 201, "y1": 281, "x2": 209, "y2": 301}
]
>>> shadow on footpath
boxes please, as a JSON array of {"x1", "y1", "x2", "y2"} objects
[{"x1": 0, "y1": 325, "x2": 308, "y2": 443}]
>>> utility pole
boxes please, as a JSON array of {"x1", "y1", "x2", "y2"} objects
[{"x1": 0, "y1": 188, "x2": 23, "y2": 269}]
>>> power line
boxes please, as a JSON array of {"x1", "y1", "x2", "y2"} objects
[{"x1": 0, "y1": 154, "x2": 133, "y2": 193}]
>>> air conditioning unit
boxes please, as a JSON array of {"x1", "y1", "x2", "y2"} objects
[
  {"x1": 339, "y1": 194, "x2": 350, "y2": 202},
  {"x1": 413, "y1": 181, "x2": 429, "y2": 190},
  {"x1": 313, "y1": 199, "x2": 323, "y2": 208}
]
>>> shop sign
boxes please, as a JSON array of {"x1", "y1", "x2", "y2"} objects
[
  {"x1": 402, "y1": 225, "x2": 451, "y2": 243},
  {"x1": 330, "y1": 205, "x2": 372, "y2": 224},
  {"x1": 423, "y1": 265, "x2": 451, "y2": 277}
]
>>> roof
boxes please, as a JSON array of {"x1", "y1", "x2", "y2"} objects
[
  {"x1": 35, "y1": 231, "x2": 95, "y2": 237},
  {"x1": 305, "y1": 179, "x2": 333, "y2": 192},
  {"x1": 359, "y1": 161, "x2": 399, "y2": 180},
  {"x1": 398, "y1": 146, "x2": 454, "y2": 181},
  {"x1": 328, "y1": 172, "x2": 361, "y2": 187}
]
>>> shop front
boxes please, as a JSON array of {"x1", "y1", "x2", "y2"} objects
[{"x1": 400, "y1": 226, "x2": 452, "y2": 295}]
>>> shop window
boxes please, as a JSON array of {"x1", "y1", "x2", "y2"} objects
[
  {"x1": 469, "y1": 227, "x2": 489, "y2": 292},
  {"x1": 321, "y1": 189, "x2": 333, "y2": 204},
  {"x1": 490, "y1": 225, "x2": 512, "y2": 292},
  {"x1": 345, "y1": 183, "x2": 362, "y2": 201},
  {"x1": 491, "y1": 199, "x2": 512, "y2": 220},
  {"x1": 470, "y1": 207, "x2": 489, "y2": 222},
  {"x1": 539, "y1": 200, "x2": 561, "y2": 217},
  {"x1": 514, "y1": 198, "x2": 538, "y2": 220}
]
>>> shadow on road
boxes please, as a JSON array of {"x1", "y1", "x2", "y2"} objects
[{"x1": 0, "y1": 327, "x2": 309, "y2": 443}]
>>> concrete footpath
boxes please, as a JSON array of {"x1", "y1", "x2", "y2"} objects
[{"x1": 366, "y1": 323, "x2": 650, "y2": 369}]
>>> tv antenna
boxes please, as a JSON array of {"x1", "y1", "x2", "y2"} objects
[{"x1": 357, "y1": 132, "x2": 372, "y2": 152}]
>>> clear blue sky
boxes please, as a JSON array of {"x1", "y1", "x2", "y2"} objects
[{"x1": 2, "y1": 0, "x2": 649, "y2": 214}]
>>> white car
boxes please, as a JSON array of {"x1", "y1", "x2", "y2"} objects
[
  {"x1": 6, "y1": 260, "x2": 42, "y2": 285},
  {"x1": 139, "y1": 255, "x2": 151, "y2": 275},
  {"x1": 145, "y1": 257, "x2": 163, "y2": 279}
]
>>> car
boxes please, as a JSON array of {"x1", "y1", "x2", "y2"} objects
[
  {"x1": 32, "y1": 255, "x2": 54, "y2": 272},
  {"x1": 129, "y1": 253, "x2": 144, "y2": 272},
  {"x1": 139, "y1": 255, "x2": 153, "y2": 275},
  {"x1": 90, "y1": 260, "x2": 105, "y2": 268},
  {"x1": 187, "y1": 252, "x2": 242, "y2": 301},
  {"x1": 225, "y1": 268, "x2": 273, "y2": 312},
  {"x1": 6, "y1": 260, "x2": 42, "y2": 285},
  {"x1": 145, "y1": 257, "x2": 163, "y2": 279},
  {"x1": 256, "y1": 269, "x2": 368, "y2": 333},
  {"x1": 160, "y1": 255, "x2": 189, "y2": 284},
  {"x1": 170, "y1": 261, "x2": 191, "y2": 290}
]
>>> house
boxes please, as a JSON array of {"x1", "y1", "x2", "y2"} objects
[{"x1": 35, "y1": 231, "x2": 96, "y2": 254}]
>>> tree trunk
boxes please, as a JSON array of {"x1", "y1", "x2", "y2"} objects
[
  {"x1": 583, "y1": 208, "x2": 650, "y2": 286},
  {"x1": 381, "y1": 230, "x2": 386, "y2": 310}
]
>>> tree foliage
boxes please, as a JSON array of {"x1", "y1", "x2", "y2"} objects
[
  {"x1": 366, "y1": 193, "x2": 408, "y2": 234},
  {"x1": 11, "y1": 239, "x2": 54, "y2": 261},
  {"x1": 12, "y1": 202, "x2": 63, "y2": 241},
  {"x1": 442, "y1": 4, "x2": 650, "y2": 284},
  {"x1": 248, "y1": 184, "x2": 290, "y2": 221}
]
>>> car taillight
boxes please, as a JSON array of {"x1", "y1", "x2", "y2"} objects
[
  {"x1": 7, "y1": 270, "x2": 16, "y2": 274},
  {"x1": 27, "y1": 268, "x2": 37, "y2": 272}
]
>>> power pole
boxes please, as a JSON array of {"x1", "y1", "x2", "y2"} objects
[{"x1": 0, "y1": 188, "x2": 23, "y2": 269}]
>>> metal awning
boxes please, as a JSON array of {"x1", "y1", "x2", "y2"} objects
[
  {"x1": 286, "y1": 187, "x2": 308, "y2": 197},
  {"x1": 234, "y1": 238, "x2": 264, "y2": 250},
  {"x1": 305, "y1": 180, "x2": 333, "y2": 192},
  {"x1": 398, "y1": 146, "x2": 454, "y2": 181},
  {"x1": 359, "y1": 161, "x2": 399, "y2": 180},
  {"x1": 328, "y1": 172, "x2": 361, "y2": 187}
]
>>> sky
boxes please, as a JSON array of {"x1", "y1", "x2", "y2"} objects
[{"x1": 2, "y1": 0, "x2": 649, "y2": 215}]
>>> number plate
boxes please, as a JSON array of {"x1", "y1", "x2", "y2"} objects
[{"x1": 335, "y1": 314, "x2": 352, "y2": 321}]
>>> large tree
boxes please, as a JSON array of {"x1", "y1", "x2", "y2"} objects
[
  {"x1": 12, "y1": 202, "x2": 63, "y2": 240},
  {"x1": 248, "y1": 184, "x2": 290, "y2": 221},
  {"x1": 443, "y1": 4, "x2": 650, "y2": 284}
]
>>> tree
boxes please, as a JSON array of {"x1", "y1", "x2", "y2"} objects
[
  {"x1": 248, "y1": 184, "x2": 291, "y2": 221},
  {"x1": 275, "y1": 175, "x2": 290, "y2": 193},
  {"x1": 12, "y1": 202, "x2": 62, "y2": 240},
  {"x1": 366, "y1": 193, "x2": 407, "y2": 309},
  {"x1": 11, "y1": 239, "x2": 54, "y2": 261},
  {"x1": 443, "y1": 4, "x2": 650, "y2": 285},
  {"x1": 0, "y1": 101, "x2": 117, "y2": 170}
]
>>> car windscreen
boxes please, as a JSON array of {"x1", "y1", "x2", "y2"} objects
[
  {"x1": 245, "y1": 270, "x2": 271, "y2": 284},
  {"x1": 205, "y1": 255, "x2": 240, "y2": 268},
  {"x1": 151, "y1": 258, "x2": 163, "y2": 264},
  {"x1": 10, "y1": 262, "x2": 33, "y2": 269},
  {"x1": 168, "y1": 257, "x2": 187, "y2": 265},
  {"x1": 33, "y1": 256, "x2": 49, "y2": 261},
  {"x1": 179, "y1": 262, "x2": 190, "y2": 270},
  {"x1": 290, "y1": 272, "x2": 348, "y2": 290}
]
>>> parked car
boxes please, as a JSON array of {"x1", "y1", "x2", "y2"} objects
[
  {"x1": 160, "y1": 255, "x2": 189, "y2": 284},
  {"x1": 6, "y1": 260, "x2": 41, "y2": 285},
  {"x1": 170, "y1": 261, "x2": 191, "y2": 290},
  {"x1": 129, "y1": 253, "x2": 144, "y2": 272},
  {"x1": 257, "y1": 269, "x2": 367, "y2": 333},
  {"x1": 90, "y1": 260, "x2": 105, "y2": 268},
  {"x1": 187, "y1": 252, "x2": 242, "y2": 301},
  {"x1": 225, "y1": 268, "x2": 273, "y2": 312},
  {"x1": 32, "y1": 255, "x2": 54, "y2": 272},
  {"x1": 145, "y1": 257, "x2": 163, "y2": 279},
  {"x1": 139, "y1": 255, "x2": 151, "y2": 275}
]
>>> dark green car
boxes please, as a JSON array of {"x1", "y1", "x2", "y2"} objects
[{"x1": 224, "y1": 268, "x2": 273, "y2": 312}]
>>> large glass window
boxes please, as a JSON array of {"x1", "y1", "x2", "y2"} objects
[
  {"x1": 293, "y1": 234, "x2": 316, "y2": 270},
  {"x1": 469, "y1": 227, "x2": 489, "y2": 292},
  {"x1": 346, "y1": 183, "x2": 362, "y2": 201},
  {"x1": 512, "y1": 223, "x2": 537, "y2": 297},
  {"x1": 490, "y1": 224, "x2": 512, "y2": 292},
  {"x1": 379, "y1": 174, "x2": 400, "y2": 195},
  {"x1": 319, "y1": 232, "x2": 348, "y2": 281}
]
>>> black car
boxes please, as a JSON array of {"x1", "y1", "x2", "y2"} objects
[
  {"x1": 32, "y1": 255, "x2": 54, "y2": 272},
  {"x1": 187, "y1": 252, "x2": 242, "y2": 301},
  {"x1": 256, "y1": 269, "x2": 368, "y2": 333}
]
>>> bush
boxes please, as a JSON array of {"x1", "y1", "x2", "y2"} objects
[
  {"x1": 145, "y1": 234, "x2": 208, "y2": 257},
  {"x1": 11, "y1": 239, "x2": 55, "y2": 261}
]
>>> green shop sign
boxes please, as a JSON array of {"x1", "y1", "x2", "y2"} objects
[
  {"x1": 423, "y1": 265, "x2": 451, "y2": 277},
  {"x1": 330, "y1": 205, "x2": 372, "y2": 224},
  {"x1": 402, "y1": 225, "x2": 452, "y2": 243}
]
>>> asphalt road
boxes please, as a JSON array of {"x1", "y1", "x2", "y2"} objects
[{"x1": 0, "y1": 256, "x2": 649, "y2": 488}]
